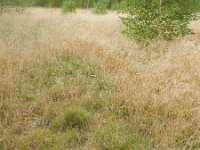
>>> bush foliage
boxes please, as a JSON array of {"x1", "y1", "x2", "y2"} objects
[{"x1": 122, "y1": 0, "x2": 200, "y2": 44}]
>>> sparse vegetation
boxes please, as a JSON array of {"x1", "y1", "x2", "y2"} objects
[{"x1": 1, "y1": 3, "x2": 200, "y2": 150}]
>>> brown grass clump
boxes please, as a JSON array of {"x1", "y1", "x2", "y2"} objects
[{"x1": 0, "y1": 8, "x2": 200, "y2": 149}]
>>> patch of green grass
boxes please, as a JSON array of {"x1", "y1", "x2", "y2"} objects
[
  {"x1": 65, "y1": 129, "x2": 86, "y2": 146},
  {"x1": 18, "y1": 129, "x2": 57, "y2": 150},
  {"x1": 95, "y1": 121, "x2": 152, "y2": 150},
  {"x1": 62, "y1": 57, "x2": 98, "y2": 76},
  {"x1": 52, "y1": 107, "x2": 90, "y2": 131}
]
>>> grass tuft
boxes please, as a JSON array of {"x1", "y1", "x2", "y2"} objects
[{"x1": 52, "y1": 107, "x2": 90, "y2": 131}]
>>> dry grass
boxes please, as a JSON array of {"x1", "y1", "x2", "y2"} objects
[{"x1": 1, "y1": 8, "x2": 200, "y2": 149}]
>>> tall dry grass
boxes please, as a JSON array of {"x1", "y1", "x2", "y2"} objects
[{"x1": 1, "y1": 8, "x2": 200, "y2": 149}]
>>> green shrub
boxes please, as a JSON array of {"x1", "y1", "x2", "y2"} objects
[
  {"x1": 52, "y1": 107, "x2": 90, "y2": 131},
  {"x1": 62, "y1": 0, "x2": 76, "y2": 13},
  {"x1": 122, "y1": 0, "x2": 200, "y2": 44},
  {"x1": 93, "y1": 0, "x2": 110, "y2": 14}
]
